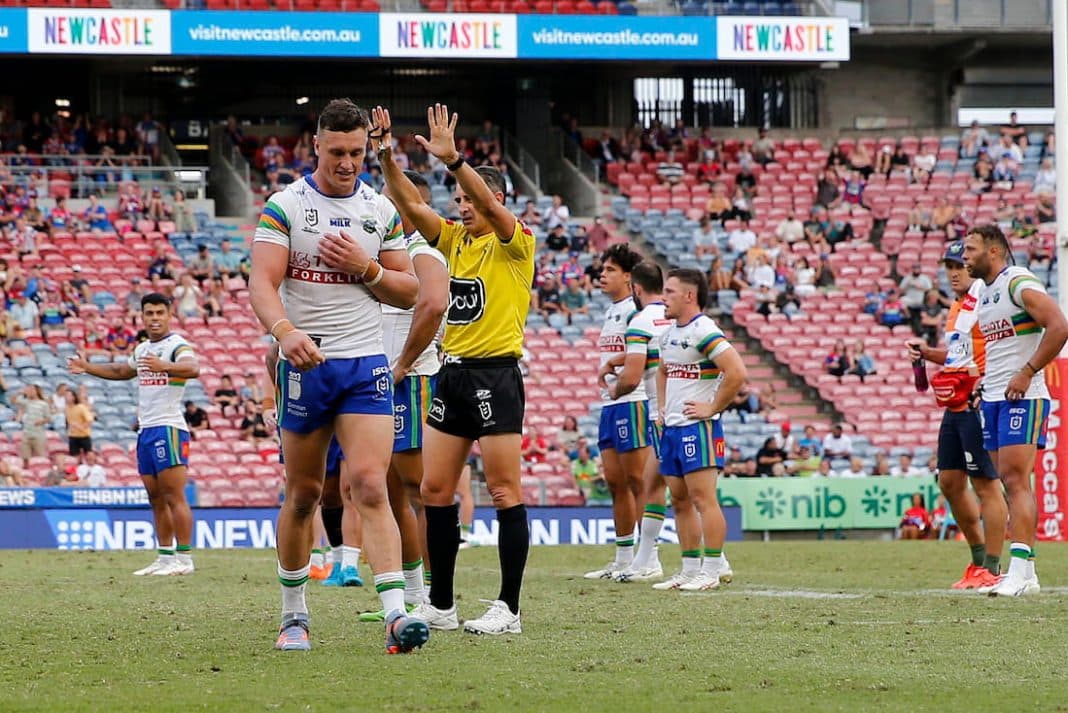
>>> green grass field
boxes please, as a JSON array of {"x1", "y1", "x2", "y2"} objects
[{"x1": 4, "y1": 542, "x2": 1068, "y2": 712}]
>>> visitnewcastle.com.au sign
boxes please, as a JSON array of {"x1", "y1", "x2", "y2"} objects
[{"x1": 0, "y1": 9, "x2": 850, "y2": 61}]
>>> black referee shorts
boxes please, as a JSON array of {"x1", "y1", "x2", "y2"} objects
[{"x1": 427, "y1": 357, "x2": 525, "y2": 441}]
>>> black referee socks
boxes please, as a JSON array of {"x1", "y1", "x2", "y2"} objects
[
  {"x1": 321, "y1": 506, "x2": 343, "y2": 549},
  {"x1": 426, "y1": 503, "x2": 461, "y2": 610},
  {"x1": 497, "y1": 504, "x2": 529, "y2": 615}
]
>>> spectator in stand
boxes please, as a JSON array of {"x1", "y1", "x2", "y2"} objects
[
  {"x1": 911, "y1": 147, "x2": 936, "y2": 185},
  {"x1": 81, "y1": 194, "x2": 111, "y2": 232},
  {"x1": 656, "y1": 149, "x2": 685, "y2": 185},
  {"x1": 535, "y1": 274, "x2": 563, "y2": 320},
  {"x1": 898, "y1": 263, "x2": 932, "y2": 330},
  {"x1": 995, "y1": 133, "x2": 1023, "y2": 164},
  {"x1": 877, "y1": 287, "x2": 907, "y2": 328},
  {"x1": 898, "y1": 493, "x2": 931, "y2": 539},
  {"x1": 775, "y1": 211, "x2": 805, "y2": 244},
  {"x1": 871, "y1": 145, "x2": 893, "y2": 176},
  {"x1": 960, "y1": 120, "x2": 990, "y2": 158},
  {"x1": 44, "y1": 453, "x2": 70, "y2": 486},
  {"x1": 519, "y1": 200, "x2": 542, "y2": 228},
  {"x1": 169, "y1": 189, "x2": 196, "y2": 234},
  {"x1": 752, "y1": 127, "x2": 775, "y2": 165},
  {"x1": 14, "y1": 384, "x2": 50, "y2": 465},
  {"x1": 692, "y1": 217, "x2": 719, "y2": 259},
  {"x1": 142, "y1": 186, "x2": 169, "y2": 228},
  {"x1": 568, "y1": 225, "x2": 591, "y2": 255},
  {"x1": 1034, "y1": 157, "x2": 1056, "y2": 195},
  {"x1": 9, "y1": 292, "x2": 39, "y2": 331},
  {"x1": 103, "y1": 315, "x2": 135, "y2": 356},
  {"x1": 1036, "y1": 193, "x2": 1056, "y2": 224},
  {"x1": 213, "y1": 375, "x2": 242, "y2": 417},
  {"x1": 203, "y1": 277, "x2": 228, "y2": 318},
  {"x1": 23, "y1": 111, "x2": 51, "y2": 153},
  {"x1": 571, "y1": 441, "x2": 608, "y2": 505},
  {"x1": 1009, "y1": 203, "x2": 1038, "y2": 240},
  {"x1": 970, "y1": 155, "x2": 994, "y2": 194},
  {"x1": 183, "y1": 400, "x2": 211, "y2": 437},
  {"x1": 919, "y1": 288, "x2": 945, "y2": 347},
  {"x1": 81, "y1": 315, "x2": 110, "y2": 359},
  {"x1": 595, "y1": 131, "x2": 621, "y2": 165},
  {"x1": 261, "y1": 135, "x2": 286, "y2": 170},
  {"x1": 841, "y1": 170, "x2": 866, "y2": 207},
  {"x1": 755, "y1": 436, "x2": 787, "y2": 477},
  {"x1": 543, "y1": 194, "x2": 570, "y2": 230},
  {"x1": 907, "y1": 198, "x2": 933, "y2": 232},
  {"x1": 825, "y1": 144, "x2": 848, "y2": 169},
  {"x1": 868, "y1": 452, "x2": 890, "y2": 476},
  {"x1": 696, "y1": 148, "x2": 722, "y2": 182},
  {"x1": 833, "y1": 457, "x2": 868, "y2": 479},
  {"x1": 172, "y1": 273, "x2": 204, "y2": 324},
  {"x1": 798, "y1": 425, "x2": 823, "y2": 456},
  {"x1": 727, "y1": 218, "x2": 757, "y2": 254},
  {"x1": 850, "y1": 340, "x2": 877, "y2": 381},
  {"x1": 557, "y1": 415, "x2": 581, "y2": 454},
  {"x1": 730, "y1": 185, "x2": 753, "y2": 222},
  {"x1": 999, "y1": 111, "x2": 1027, "y2": 147},
  {"x1": 847, "y1": 143, "x2": 873, "y2": 179},
  {"x1": 214, "y1": 238, "x2": 243, "y2": 282},
  {"x1": 240, "y1": 400, "x2": 272, "y2": 447},
  {"x1": 48, "y1": 196, "x2": 75, "y2": 235},
  {"x1": 791, "y1": 256, "x2": 817, "y2": 297},
  {"x1": 123, "y1": 277, "x2": 145, "y2": 323},
  {"x1": 239, "y1": 370, "x2": 264, "y2": 405},
  {"x1": 65, "y1": 390, "x2": 94, "y2": 461},
  {"x1": 706, "y1": 181, "x2": 734, "y2": 223},
  {"x1": 889, "y1": 144, "x2": 911, "y2": 175},
  {"x1": 148, "y1": 251, "x2": 174, "y2": 281},
  {"x1": 583, "y1": 254, "x2": 604, "y2": 294},
  {"x1": 136, "y1": 112, "x2": 162, "y2": 162},
  {"x1": 890, "y1": 453, "x2": 925, "y2": 477},
  {"x1": 520, "y1": 426, "x2": 550, "y2": 464},
  {"x1": 816, "y1": 168, "x2": 841, "y2": 208},
  {"x1": 586, "y1": 217, "x2": 610, "y2": 255},
  {"x1": 189, "y1": 244, "x2": 214, "y2": 285},
  {"x1": 118, "y1": 183, "x2": 143, "y2": 222},
  {"x1": 727, "y1": 378, "x2": 760, "y2": 422},
  {"x1": 735, "y1": 160, "x2": 758, "y2": 197},
  {"x1": 22, "y1": 197, "x2": 47, "y2": 234},
  {"x1": 729, "y1": 256, "x2": 750, "y2": 293},
  {"x1": 789, "y1": 446, "x2": 823, "y2": 477},
  {"x1": 748, "y1": 254, "x2": 776, "y2": 292},
  {"x1": 822, "y1": 423, "x2": 853, "y2": 459},
  {"x1": 992, "y1": 150, "x2": 1018, "y2": 188},
  {"x1": 559, "y1": 278, "x2": 589, "y2": 325},
  {"x1": 825, "y1": 338, "x2": 852, "y2": 377},
  {"x1": 757, "y1": 382, "x2": 778, "y2": 414},
  {"x1": 707, "y1": 257, "x2": 732, "y2": 294},
  {"x1": 38, "y1": 289, "x2": 71, "y2": 334},
  {"x1": 545, "y1": 224, "x2": 570, "y2": 253},
  {"x1": 72, "y1": 450, "x2": 107, "y2": 487}
]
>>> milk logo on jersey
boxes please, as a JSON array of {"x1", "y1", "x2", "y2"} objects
[
  {"x1": 287, "y1": 369, "x2": 302, "y2": 400},
  {"x1": 448, "y1": 277, "x2": 486, "y2": 325},
  {"x1": 329, "y1": 216, "x2": 351, "y2": 228}
]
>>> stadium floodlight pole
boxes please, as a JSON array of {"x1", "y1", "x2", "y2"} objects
[{"x1": 1055, "y1": 0, "x2": 1068, "y2": 317}]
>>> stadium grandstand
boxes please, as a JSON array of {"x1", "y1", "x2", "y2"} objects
[{"x1": 0, "y1": 0, "x2": 1059, "y2": 519}]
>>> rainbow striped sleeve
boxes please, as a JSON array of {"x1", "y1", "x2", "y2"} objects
[
  {"x1": 257, "y1": 199, "x2": 290, "y2": 238},
  {"x1": 382, "y1": 210, "x2": 405, "y2": 250},
  {"x1": 1009, "y1": 274, "x2": 1046, "y2": 309},
  {"x1": 697, "y1": 331, "x2": 728, "y2": 358},
  {"x1": 1012, "y1": 311, "x2": 1042, "y2": 336},
  {"x1": 646, "y1": 345, "x2": 661, "y2": 370},
  {"x1": 698, "y1": 359, "x2": 723, "y2": 380}
]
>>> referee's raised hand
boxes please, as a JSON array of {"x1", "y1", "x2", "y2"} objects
[
  {"x1": 415, "y1": 103, "x2": 459, "y2": 162},
  {"x1": 370, "y1": 106, "x2": 392, "y2": 146}
]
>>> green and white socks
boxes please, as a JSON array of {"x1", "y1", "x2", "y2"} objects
[
  {"x1": 632, "y1": 505, "x2": 666, "y2": 569},
  {"x1": 342, "y1": 545, "x2": 362, "y2": 570},
  {"x1": 374, "y1": 572, "x2": 406, "y2": 620},
  {"x1": 157, "y1": 547, "x2": 175, "y2": 566},
  {"x1": 1008, "y1": 542, "x2": 1035, "y2": 579},
  {"x1": 279, "y1": 562, "x2": 310, "y2": 620},
  {"x1": 681, "y1": 550, "x2": 701, "y2": 575},
  {"x1": 614, "y1": 533, "x2": 635, "y2": 568},
  {"x1": 310, "y1": 548, "x2": 325, "y2": 569},
  {"x1": 176, "y1": 543, "x2": 193, "y2": 567},
  {"x1": 403, "y1": 559, "x2": 426, "y2": 606},
  {"x1": 701, "y1": 548, "x2": 722, "y2": 577}
]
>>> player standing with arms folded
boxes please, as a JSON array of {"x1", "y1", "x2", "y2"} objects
[
  {"x1": 375, "y1": 104, "x2": 535, "y2": 635},
  {"x1": 585, "y1": 244, "x2": 653, "y2": 580},
  {"x1": 652, "y1": 269, "x2": 746, "y2": 591},
  {"x1": 906, "y1": 241, "x2": 1006, "y2": 590},
  {"x1": 68, "y1": 293, "x2": 199, "y2": 577},
  {"x1": 962, "y1": 225, "x2": 1068, "y2": 596},
  {"x1": 249, "y1": 98, "x2": 427, "y2": 652},
  {"x1": 358, "y1": 169, "x2": 450, "y2": 622}
]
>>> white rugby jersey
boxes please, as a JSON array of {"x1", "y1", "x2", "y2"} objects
[
  {"x1": 599, "y1": 295, "x2": 646, "y2": 404},
  {"x1": 381, "y1": 231, "x2": 447, "y2": 377},
  {"x1": 625, "y1": 302, "x2": 673, "y2": 414},
  {"x1": 944, "y1": 278, "x2": 984, "y2": 371},
  {"x1": 127, "y1": 333, "x2": 196, "y2": 432},
  {"x1": 254, "y1": 176, "x2": 406, "y2": 360},
  {"x1": 978, "y1": 266, "x2": 1049, "y2": 401},
  {"x1": 659, "y1": 314, "x2": 733, "y2": 427}
]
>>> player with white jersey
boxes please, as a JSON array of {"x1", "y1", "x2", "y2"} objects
[
  {"x1": 358, "y1": 170, "x2": 450, "y2": 623},
  {"x1": 962, "y1": 225, "x2": 1068, "y2": 596},
  {"x1": 907, "y1": 240, "x2": 1005, "y2": 591},
  {"x1": 68, "y1": 293, "x2": 200, "y2": 577},
  {"x1": 651, "y1": 269, "x2": 746, "y2": 592},
  {"x1": 250, "y1": 98, "x2": 428, "y2": 653},
  {"x1": 585, "y1": 244, "x2": 653, "y2": 580}
]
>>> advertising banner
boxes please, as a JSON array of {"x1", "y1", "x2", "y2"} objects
[
  {"x1": 0, "y1": 9, "x2": 27, "y2": 53},
  {"x1": 170, "y1": 10, "x2": 376, "y2": 57},
  {"x1": 28, "y1": 8, "x2": 170, "y2": 55},
  {"x1": 517, "y1": 15, "x2": 715, "y2": 61},
  {"x1": 1037, "y1": 359, "x2": 1068, "y2": 541},
  {"x1": 0, "y1": 485, "x2": 196, "y2": 509},
  {"x1": 717, "y1": 476, "x2": 944, "y2": 531},
  {"x1": 715, "y1": 15, "x2": 849, "y2": 61},
  {"x1": 379, "y1": 12, "x2": 517, "y2": 58},
  {"x1": 0, "y1": 505, "x2": 741, "y2": 550}
]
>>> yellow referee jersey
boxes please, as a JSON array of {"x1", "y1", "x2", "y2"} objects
[{"x1": 432, "y1": 216, "x2": 535, "y2": 359}]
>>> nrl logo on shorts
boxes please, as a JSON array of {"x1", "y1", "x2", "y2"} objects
[{"x1": 305, "y1": 208, "x2": 319, "y2": 227}]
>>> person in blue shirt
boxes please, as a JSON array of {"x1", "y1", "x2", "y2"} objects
[{"x1": 82, "y1": 194, "x2": 112, "y2": 232}]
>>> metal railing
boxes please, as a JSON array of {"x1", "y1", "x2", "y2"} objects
[
  {"x1": 501, "y1": 129, "x2": 542, "y2": 190},
  {"x1": 864, "y1": 0, "x2": 1051, "y2": 27},
  {"x1": 559, "y1": 131, "x2": 601, "y2": 186},
  {"x1": 0, "y1": 156, "x2": 209, "y2": 199}
]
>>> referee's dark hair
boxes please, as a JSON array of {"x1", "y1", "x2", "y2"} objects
[
  {"x1": 631, "y1": 261, "x2": 663, "y2": 294},
  {"x1": 967, "y1": 224, "x2": 1011, "y2": 259},
  {"x1": 474, "y1": 165, "x2": 506, "y2": 197},
  {"x1": 318, "y1": 99, "x2": 370, "y2": 134},
  {"x1": 602, "y1": 243, "x2": 643, "y2": 274},
  {"x1": 669, "y1": 268, "x2": 709, "y2": 310},
  {"x1": 141, "y1": 292, "x2": 172, "y2": 309}
]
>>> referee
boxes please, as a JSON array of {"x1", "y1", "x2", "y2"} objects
[{"x1": 374, "y1": 104, "x2": 535, "y2": 635}]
